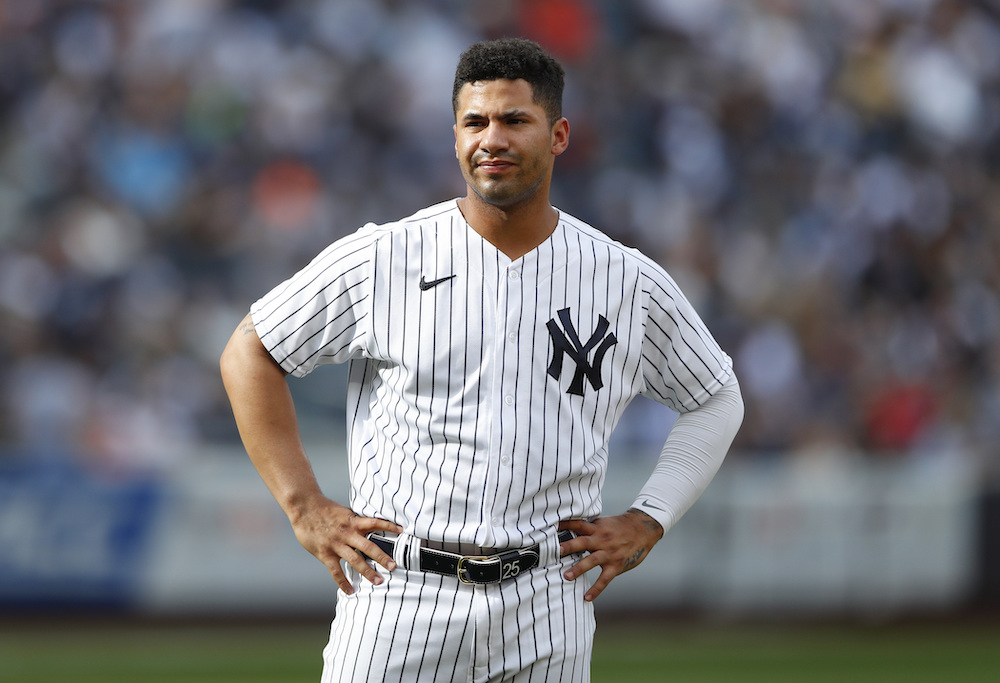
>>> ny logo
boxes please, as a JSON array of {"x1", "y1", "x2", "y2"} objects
[{"x1": 546, "y1": 308, "x2": 618, "y2": 396}]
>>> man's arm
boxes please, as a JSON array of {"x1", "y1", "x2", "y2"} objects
[
  {"x1": 219, "y1": 313, "x2": 402, "y2": 593},
  {"x1": 559, "y1": 374, "x2": 744, "y2": 601}
]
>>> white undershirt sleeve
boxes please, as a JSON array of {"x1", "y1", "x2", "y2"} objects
[{"x1": 630, "y1": 373, "x2": 744, "y2": 533}]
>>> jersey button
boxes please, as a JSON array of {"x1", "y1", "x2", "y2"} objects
[
  {"x1": 508, "y1": 332, "x2": 517, "y2": 343},
  {"x1": 504, "y1": 395, "x2": 514, "y2": 405},
  {"x1": 508, "y1": 270, "x2": 519, "y2": 280},
  {"x1": 501, "y1": 456, "x2": 511, "y2": 465}
]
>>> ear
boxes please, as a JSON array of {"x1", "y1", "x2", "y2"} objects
[
  {"x1": 551, "y1": 118, "x2": 570, "y2": 156},
  {"x1": 454, "y1": 122, "x2": 459, "y2": 159}
]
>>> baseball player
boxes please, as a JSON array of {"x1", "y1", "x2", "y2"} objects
[{"x1": 221, "y1": 38, "x2": 743, "y2": 682}]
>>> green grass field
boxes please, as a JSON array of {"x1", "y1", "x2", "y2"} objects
[{"x1": 2, "y1": 617, "x2": 999, "y2": 682}]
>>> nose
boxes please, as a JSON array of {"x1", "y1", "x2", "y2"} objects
[{"x1": 479, "y1": 120, "x2": 509, "y2": 154}]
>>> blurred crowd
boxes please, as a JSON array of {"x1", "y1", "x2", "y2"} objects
[{"x1": 1, "y1": 0, "x2": 998, "y2": 479}]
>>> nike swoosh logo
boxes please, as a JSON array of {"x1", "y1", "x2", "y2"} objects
[
  {"x1": 640, "y1": 500, "x2": 665, "y2": 512},
  {"x1": 419, "y1": 274, "x2": 457, "y2": 290}
]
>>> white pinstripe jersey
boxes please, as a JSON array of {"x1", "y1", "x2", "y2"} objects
[{"x1": 251, "y1": 199, "x2": 733, "y2": 550}]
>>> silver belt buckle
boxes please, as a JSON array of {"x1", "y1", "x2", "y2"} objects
[{"x1": 457, "y1": 555, "x2": 492, "y2": 584}]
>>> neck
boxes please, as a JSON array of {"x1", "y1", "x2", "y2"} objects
[{"x1": 457, "y1": 192, "x2": 559, "y2": 261}]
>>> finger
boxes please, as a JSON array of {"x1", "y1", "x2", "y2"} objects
[
  {"x1": 563, "y1": 551, "x2": 602, "y2": 581},
  {"x1": 558, "y1": 518, "x2": 594, "y2": 534},
  {"x1": 558, "y1": 520, "x2": 596, "y2": 554},
  {"x1": 583, "y1": 568, "x2": 617, "y2": 602},
  {"x1": 324, "y1": 558, "x2": 355, "y2": 595},
  {"x1": 559, "y1": 534, "x2": 591, "y2": 557},
  {"x1": 355, "y1": 516, "x2": 405, "y2": 535},
  {"x1": 341, "y1": 545, "x2": 387, "y2": 586},
  {"x1": 350, "y1": 518, "x2": 403, "y2": 571},
  {"x1": 354, "y1": 536, "x2": 398, "y2": 572}
]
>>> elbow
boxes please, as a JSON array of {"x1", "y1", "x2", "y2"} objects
[
  {"x1": 731, "y1": 374, "x2": 745, "y2": 420},
  {"x1": 219, "y1": 335, "x2": 242, "y2": 390},
  {"x1": 219, "y1": 315, "x2": 287, "y2": 389},
  {"x1": 219, "y1": 314, "x2": 261, "y2": 386},
  {"x1": 714, "y1": 372, "x2": 746, "y2": 437},
  {"x1": 219, "y1": 340, "x2": 234, "y2": 380},
  {"x1": 727, "y1": 374, "x2": 746, "y2": 439}
]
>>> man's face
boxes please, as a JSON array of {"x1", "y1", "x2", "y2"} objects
[{"x1": 454, "y1": 78, "x2": 568, "y2": 209}]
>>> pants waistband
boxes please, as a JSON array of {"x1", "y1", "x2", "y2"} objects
[{"x1": 367, "y1": 530, "x2": 574, "y2": 585}]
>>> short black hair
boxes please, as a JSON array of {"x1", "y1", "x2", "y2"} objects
[{"x1": 452, "y1": 38, "x2": 565, "y2": 124}]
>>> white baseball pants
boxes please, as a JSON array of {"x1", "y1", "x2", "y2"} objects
[{"x1": 320, "y1": 541, "x2": 594, "y2": 683}]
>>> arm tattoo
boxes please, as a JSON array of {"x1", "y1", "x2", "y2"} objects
[{"x1": 240, "y1": 318, "x2": 256, "y2": 336}]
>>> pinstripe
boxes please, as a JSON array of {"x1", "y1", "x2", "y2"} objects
[
  {"x1": 440, "y1": 216, "x2": 468, "y2": 541},
  {"x1": 252, "y1": 199, "x2": 728, "y2": 682},
  {"x1": 381, "y1": 229, "x2": 407, "y2": 522},
  {"x1": 426, "y1": 222, "x2": 450, "y2": 546},
  {"x1": 495, "y1": 263, "x2": 512, "y2": 548},
  {"x1": 522, "y1": 247, "x2": 543, "y2": 538},
  {"x1": 422, "y1": 576, "x2": 450, "y2": 681},
  {"x1": 392, "y1": 573, "x2": 424, "y2": 682},
  {"x1": 524, "y1": 568, "x2": 544, "y2": 683},
  {"x1": 565, "y1": 227, "x2": 586, "y2": 519},
  {"x1": 392, "y1": 228, "x2": 417, "y2": 532},
  {"x1": 438, "y1": 584, "x2": 472, "y2": 682},
  {"x1": 374, "y1": 578, "x2": 401, "y2": 683}
]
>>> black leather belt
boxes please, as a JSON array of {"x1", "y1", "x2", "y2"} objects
[{"x1": 368, "y1": 530, "x2": 575, "y2": 585}]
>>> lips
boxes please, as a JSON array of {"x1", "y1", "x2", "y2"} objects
[{"x1": 476, "y1": 158, "x2": 515, "y2": 172}]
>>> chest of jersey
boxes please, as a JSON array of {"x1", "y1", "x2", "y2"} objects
[{"x1": 362, "y1": 220, "x2": 645, "y2": 427}]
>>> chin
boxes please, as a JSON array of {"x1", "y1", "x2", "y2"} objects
[
  {"x1": 473, "y1": 179, "x2": 542, "y2": 210},
  {"x1": 471, "y1": 184, "x2": 517, "y2": 207}
]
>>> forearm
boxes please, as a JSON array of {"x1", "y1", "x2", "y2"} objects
[
  {"x1": 220, "y1": 314, "x2": 323, "y2": 521},
  {"x1": 558, "y1": 375, "x2": 743, "y2": 601},
  {"x1": 632, "y1": 374, "x2": 744, "y2": 533},
  {"x1": 220, "y1": 315, "x2": 402, "y2": 591}
]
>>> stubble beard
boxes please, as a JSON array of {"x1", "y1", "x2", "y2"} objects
[{"x1": 466, "y1": 165, "x2": 545, "y2": 211}]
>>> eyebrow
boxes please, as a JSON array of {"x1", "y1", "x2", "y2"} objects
[{"x1": 461, "y1": 108, "x2": 534, "y2": 122}]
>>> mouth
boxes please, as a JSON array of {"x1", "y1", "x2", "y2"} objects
[{"x1": 476, "y1": 158, "x2": 515, "y2": 174}]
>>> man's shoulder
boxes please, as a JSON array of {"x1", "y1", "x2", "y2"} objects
[
  {"x1": 557, "y1": 210, "x2": 665, "y2": 275},
  {"x1": 335, "y1": 199, "x2": 461, "y2": 248},
  {"x1": 375, "y1": 198, "x2": 461, "y2": 231}
]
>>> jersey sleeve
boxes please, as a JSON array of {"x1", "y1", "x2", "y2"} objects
[
  {"x1": 639, "y1": 267, "x2": 734, "y2": 413},
  {"x1": 250, "y1": 226, "x2": 377, "y2": 377}
]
